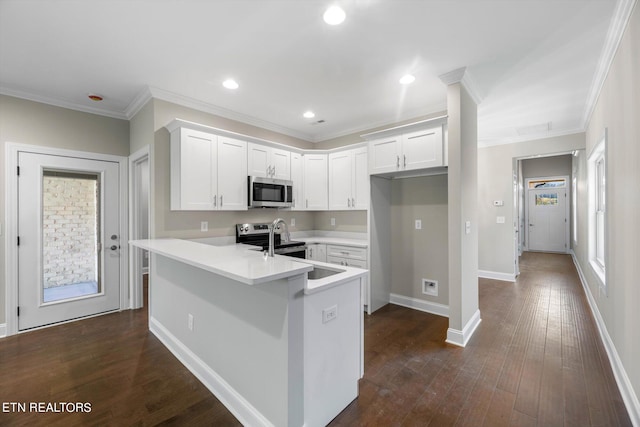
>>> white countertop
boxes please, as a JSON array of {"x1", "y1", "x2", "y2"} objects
[
  {"x1": 130, "y1": 239, "x2": 367, "y2": 293},
  {"x1": 130, "y1": 238, "x2": 312, "y2": 285},
  {"x1": 298, "y1": 237, "x2": 368, "y2": 248}
]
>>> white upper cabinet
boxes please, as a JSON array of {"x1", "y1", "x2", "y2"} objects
[
  {"x1": 217, "y1": 136, "x2": 249, "y2": 210},
  {"x1": 329, "y1": 146, "x2": 368, "y2": 210},
  {"x1": 290, "y1": 152, "x2": 304, "y2": 210},
  {"x1": 303, "y1": 154, "x2": 328, "y2": 210},
  {"x1": 171, "y1": 127, "x2": 247, "y2": 211},
  {"x1": 368, "y1": 125, "x2": 444, "y2": 175},
  {"x1": 248, "y1": 143, "x2": 291, "y2": 180}
]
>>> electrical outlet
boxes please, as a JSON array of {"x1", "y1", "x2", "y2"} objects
[
  {"x1": 415, "y1": 219, "x2": 422, "y2": 230},
  {"x1": 291, "y1": 218, "x2": 296, "y2": 227},
  {"x1": 200, "y1": 221, "x2": 208, "y2": 232},
  {"x1": 331, "y1": 217, "x2": 336, "y2": 226},
  {"x1": 322, "y1": 305, "x2": 338, "y2": 323},
  {"x1": 188, "y1": 313, "x2": 194, "y2": 331},
  {"x1": 496, "y1": 216, "x2": 506, "y2": 224},
  {"x1": 422, "y1": 279, "x2": 438, "y2": 296}
]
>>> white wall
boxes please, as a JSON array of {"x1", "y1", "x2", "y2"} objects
[{"x1": 574, "y1": 3, "x2": 640, "y2": 418}]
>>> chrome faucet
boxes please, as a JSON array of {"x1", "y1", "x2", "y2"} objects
[{"x1": 268, "y1": 218, "x2": 290, "y2": 257}]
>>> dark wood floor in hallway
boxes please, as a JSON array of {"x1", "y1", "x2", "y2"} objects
[{"x1": 0, "y1": 252, "x2": 631, "y2": 426}]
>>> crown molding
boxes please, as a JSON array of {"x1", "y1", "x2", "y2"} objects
[
  {"x1": 477, "y1": 127, "x2": 585, "y2": 148},
  {"x1": 581, "y1": 0, "x2": 637, "y2": 128},
  {"x1": 0, "y1": 85, "x2": 128, "y2": 120},
  {"x1": 140, "y1": 86, "x2": 312, "y2": 142},
  {"x1": 438, "y1": 67, "x2": 484, "y2": 105},
  {"x1": 125, "y1": 86, "x2": 153, "y2": 119}
]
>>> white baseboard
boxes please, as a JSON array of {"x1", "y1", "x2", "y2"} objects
[
  {"x1": 389, "y1": 293, "x2": 449, "y2": 317},
  {"x1": 446, "y1": 309, "x2": 482, "y2": 347},
  {"x1": 570, "y1": 252, "x2": 640, "y2": 426},
  {"x1": 0, "y1": 323, "x2": 6, "y2": 338},
  {"x1": 478, "y1": 270, "x2": 516, "y2": 282},
  {"x1": 149, "y1": 317, "x2": 274, "y2": 427}
]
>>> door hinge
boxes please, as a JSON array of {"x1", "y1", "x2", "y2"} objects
[
  {"x1": 17, "y1": 166, "x2": 20, "y2": 176},
  {"x1": 17, "y1": 306, "x2": 20, "y2": 317}
]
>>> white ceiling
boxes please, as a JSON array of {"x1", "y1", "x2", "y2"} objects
[{"x1": 0, "y1": 0, "x2": 621, "y2": 145}]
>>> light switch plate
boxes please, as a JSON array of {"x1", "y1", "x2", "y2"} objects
[
  {"x1": 415, "y1": 219, "x2": 422, "y2": 230},
  {"x1": 496, "y1": 216, "x2": 506, "y2": 224},
  {"x1": 465, "y1": 221, "x2": 471, "y2": 234}
]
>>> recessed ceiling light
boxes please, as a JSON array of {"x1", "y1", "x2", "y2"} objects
[
  {"x1": 399, "y1": 74, "x2": 416, "y2": 85},
  {"x1": 88, "y1": 93, "x2": 103, "y2": 101},
  {"x1": 323, "y1": 5, "x2": 346, "y2": 25},
  {"x1": 222, "y1": 79, "x2": 239, "y2": 90},
  {"x1": 303, "y1": 111, "x2": 316, "y2": 119}
]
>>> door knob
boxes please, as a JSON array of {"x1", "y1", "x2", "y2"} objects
[
  {"x1": 111, "y1": 234, "x2": 118, "y2": 240},
  {"x1": 110, "y1": 245, "x2": 119, "y2": 250}
]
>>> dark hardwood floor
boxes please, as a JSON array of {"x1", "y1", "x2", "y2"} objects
[{"x1": 0, "y1": 253, "x2": 631, "y2": 426}]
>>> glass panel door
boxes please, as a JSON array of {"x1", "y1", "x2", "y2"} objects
[{"x1": 42, "y1": 171, "x2": 101, "y2": 303}]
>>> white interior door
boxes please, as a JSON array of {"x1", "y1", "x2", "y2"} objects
[
  {"x1": 18, "y1": 152, "x2": 121, "y2": 330},
  {"x1": 527, "y1": 185, "x2": 568, "y2": 253}
]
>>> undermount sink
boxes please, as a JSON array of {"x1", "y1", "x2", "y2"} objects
[{"x1": 308, "y1": 266, "x2": 344, "y2": 280}]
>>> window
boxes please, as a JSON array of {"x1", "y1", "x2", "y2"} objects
[{"x1": 588, "y1": 130, "x2": 607, "y2": 293}]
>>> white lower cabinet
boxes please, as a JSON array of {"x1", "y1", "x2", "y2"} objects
[
  {"x1": 326, "y1": 245, "x2": 369, "y2": 311},
  {"x1": 306, "y1": 243, "x2": 327, "y2": 262}
]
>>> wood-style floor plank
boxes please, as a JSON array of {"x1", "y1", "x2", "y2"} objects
[{"x1": 0, "y1": 253, "x2": 632, "y2": 426}]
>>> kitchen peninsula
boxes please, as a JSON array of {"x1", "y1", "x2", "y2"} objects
[{"x1": 130, "y1": 238, "x2": 367, "y2": 427}]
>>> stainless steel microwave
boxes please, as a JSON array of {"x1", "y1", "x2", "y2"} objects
[{"x1": 248, "y1": 176, "x2": 293, "y2": 208}]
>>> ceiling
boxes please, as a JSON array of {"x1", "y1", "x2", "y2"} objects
[{"x1": 0, "y1": 0, "x2": 622, "y2": 145}]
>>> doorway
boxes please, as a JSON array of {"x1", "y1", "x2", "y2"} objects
[
  {"x1": 129, "y1": 146, "x2": 151, "y2": 309},
  {"x1": 525, "y1": 176, "x2": 570, "y2": 253},
  {"x1": 17, "y1": 151, "x2": 122, "y2": 330}
]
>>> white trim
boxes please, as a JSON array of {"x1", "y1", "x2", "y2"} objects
[
  {"x1": 5, "y1": 143, "x2": 129, "y2": 336},
  {"x1": 0, "y1": 323, "x2": 6, "y2": 338},
  {"x1": 389, "y1": 293, "x2": 449, "y2": 317},
  {"x1": 446, "y1": 309, "x2": 482, "y2": 347},
  {"x1": 438, "y1": 67, "x2": 483, "y2": 105},
  {"x1": 478, "y1": 270, "x2": 516, "y2": 282},
  {"x1": 570, "y1": 251, "x2": 640, "y2": 426},
  {"x1": 582, "y1": 0, "x2": 637, "y2": 129},
  {"x1": 149, "y1": 317, "x2": 274, "y2": 427},
  {"x1": 360, "y1": 115, "x2": 448, "y2": 140},
  {"x1": 0, "y1": 84, "x2": 128, "y2": 120},
  {"x1": 128, "y1": 145, "x2": 151, "y2": 310},
  {"x1": 124, "y1": 86, "x2": 153, "y2": 119}
]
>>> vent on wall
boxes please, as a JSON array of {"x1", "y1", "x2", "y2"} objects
[
  {"x1": 516, "y1": 121, "x2": 552, "y2": 136},
  {"x1": 310, "y1": 119, "x2": 326, "y2": 125}
]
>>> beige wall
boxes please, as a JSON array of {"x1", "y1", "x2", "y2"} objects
[
  {"x1": 0, "y1": 95, "x2": 129, "y2": 324},
  {"x1": 521, "y1": 154, "x2": 572, "y2": 179},
  {"x1": 477, "y1": 133, "x2": 585, "y2": 275},
  {"x1": 391, "y1": 175, "x2": 448, "y2": 305},
  {"x1": 313, "y1": 211, "x2": 367, "y2": 233},
  {"x1": 574, "y1": 3, "x2": 640, "y2": 409}
]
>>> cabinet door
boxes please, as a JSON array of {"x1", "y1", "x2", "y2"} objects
[
  {"x1": 401, "y1": 127, "x2": 443, "y2": 170},
  {"x1": 352, "y1": 147, "x2": 369, "y2": 210},
  {"x1": 329, "y1": 151, "x2": 353, "y2": 210},
  {"x1": 217, "y1": 136, "x2": 248, "y2": 210},
  {"x1": 306, "y1": 243, "x2": 327, "y2": 262},
  {"x1": 247, "y1": 143, "x2": 270, "y2": 177},
  {"x1": 369, "y1": 136, "x2": 400, "y2": 174},
  {"x1": 290, "y1": 152, "x2": 304, "y2": 210},
  {"x1": 175, "y1": 128, "x2": 217, "y2": 210},
  {"x1": 303, "y1": 154, "x2": 328, "y2": 210},
  {"x1": 271, "y1": 148, "x2": 291, "y2": 180}
]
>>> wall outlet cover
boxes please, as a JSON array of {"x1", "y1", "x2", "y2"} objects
[
  {"x1": 415, "y1": 219, "x2": 422, "y2": 230},
  {"x1": 200, "y1": 221, "x2": 208, "y2": 232},
  {"x1": 291, "y1": 218, "x2": 296, "y2": 227},
  {"x1": 331, "y1": 218, "x2": 336, "y2": 226},
  {"x1": 422, "y1": 279, "x2": 438, "y2": 296}
]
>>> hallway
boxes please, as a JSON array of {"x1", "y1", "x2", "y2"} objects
[{"x1": 0, "y1": 253, "x2": 631, "y2": 426}]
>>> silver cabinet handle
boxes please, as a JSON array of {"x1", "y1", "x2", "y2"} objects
[
  {"x1": 306, "y1": 199, "x2": 309, "y2": 208},
  {"x1": 272, "y1": 165, "x2": 276, "y2": 177},
  {"x1": 220, "y1": 195, "x2": 223, "y2": 207},
  {"x1": 309, "y1": 248, "x2": 313, "y2": 257},
  {"x1": 213, "y1": 195, "x2": 217, "y2": 207},
  {"x1": 352, "y1": 198, "x2": 355, "y2": 207},
  {"x1": 396, "y1": 155, "x2": 400, "y2": 168},
  {"x1": 404, "y1": 155, "x2": 407, "y2": 167},
  {"x1": 348, "y1": 198, "x2": 351, "y2": 208}
]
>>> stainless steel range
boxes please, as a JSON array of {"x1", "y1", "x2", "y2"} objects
[{"x1": 236, "y1": 223, "x2": 307, "y2": 258}]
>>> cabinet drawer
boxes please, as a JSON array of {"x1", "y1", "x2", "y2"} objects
[
  {"x1": 326, "y1": 245, "x2": 367, "y2": 261},
  {"x1": 327, "y1": 256, "x2": 367, "y2": 269}
]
